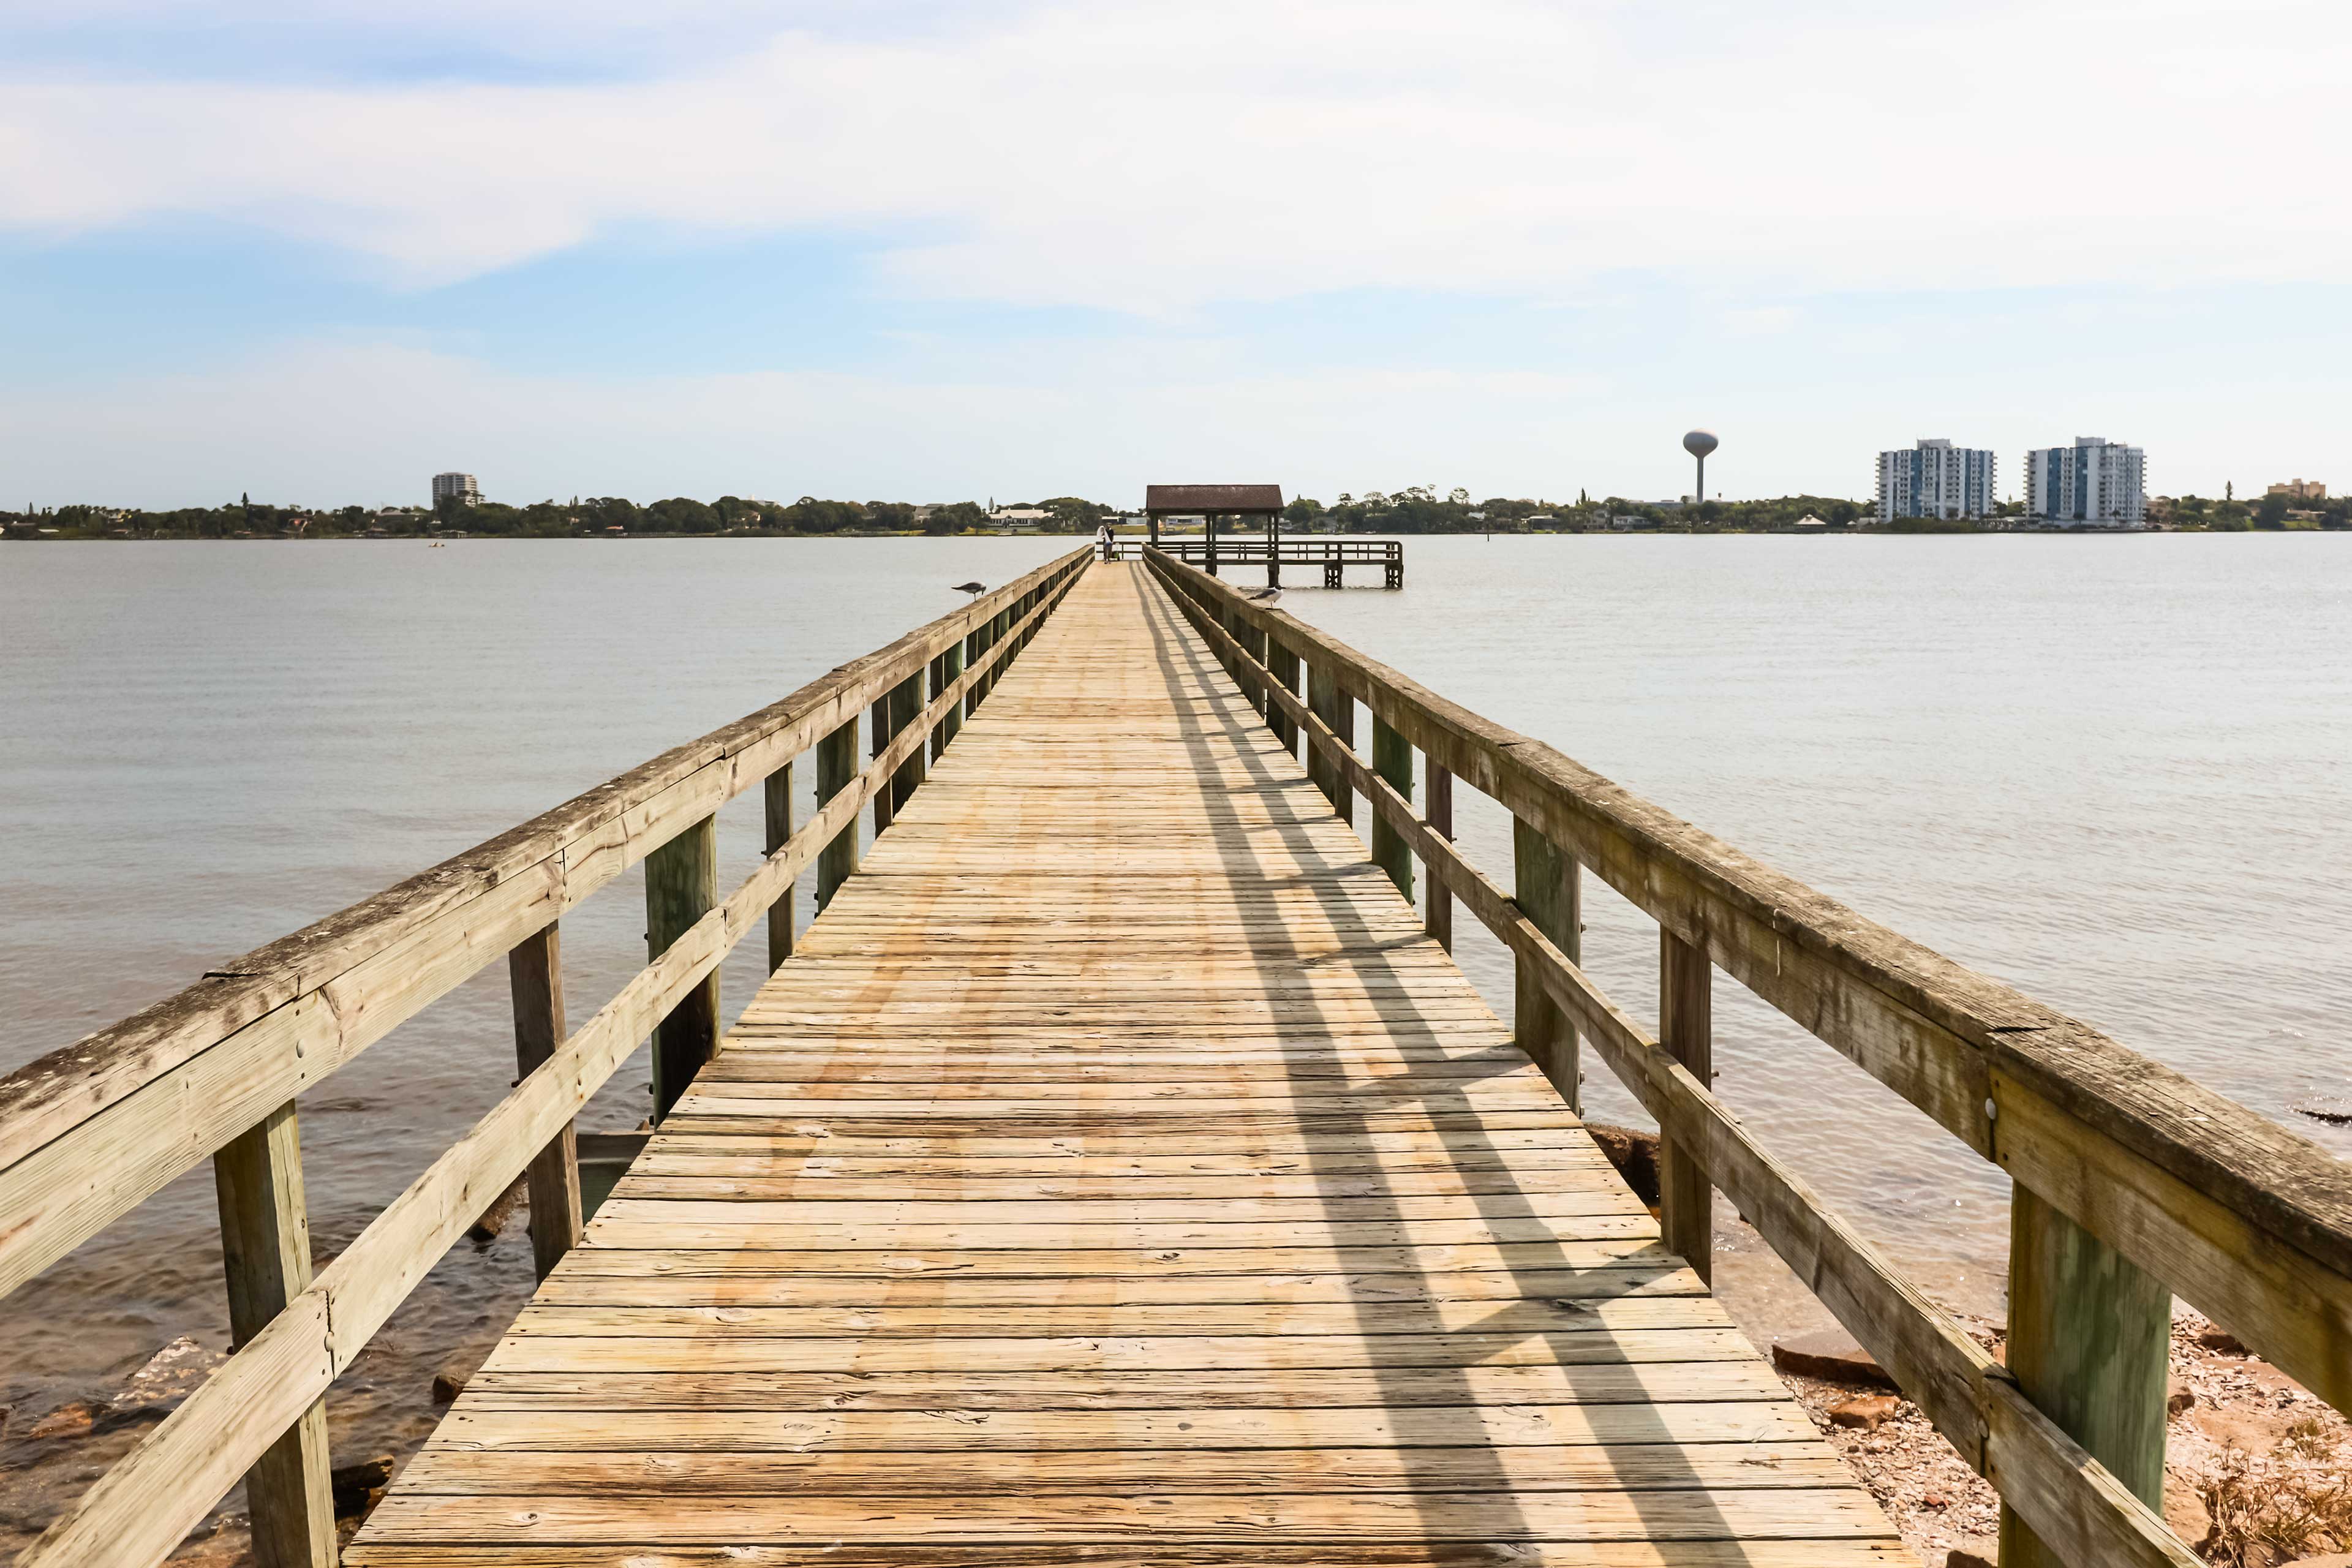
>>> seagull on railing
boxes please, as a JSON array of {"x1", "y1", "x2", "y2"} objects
[
  {"x1": 951, "y1": 581, "x2": 986, "y2": 595},
  {"x1": 1246, "y1": 587, "x2": 1283, "y2": 605}
]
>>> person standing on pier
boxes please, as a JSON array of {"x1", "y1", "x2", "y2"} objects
[{"x1": 1095, "y1": 519, "x2": 1114, "y2": 560}]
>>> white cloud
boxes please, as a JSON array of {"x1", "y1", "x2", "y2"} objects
[
  {"x1": 4, "y1": 0, "x2": 2347, "y2": 308},
  {"x1": 0, "y1": 339, "x2": 1615, "y2": 507}
]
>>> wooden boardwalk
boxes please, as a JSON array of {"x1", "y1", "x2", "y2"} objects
[{"x1": 350, "y1": 564, "x2": 1901, "y2": 1566}]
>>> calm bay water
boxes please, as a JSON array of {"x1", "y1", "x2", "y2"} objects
[{"x1": 2, "y1": 533, "x2": 2348, "y2": 1540}]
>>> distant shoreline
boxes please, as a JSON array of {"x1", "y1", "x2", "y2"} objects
[{"x1": 6, "y1": 524, "x2": 2342, "y2": 543}]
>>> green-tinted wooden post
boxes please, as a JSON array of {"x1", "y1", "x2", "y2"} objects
[
  {"x1": 1306, "y1": 662, "x2": 1354, "y2": 826},
  {"x1": 933, "y1": 643, "x2": 965, "y2": 760},
  {"x1": 1425, "y1": 763, "x2": 1453, "y2": 950},
  {"x1": 1657, "y1": 929, "x2": 1713, "y2": 1282},
  {"x1": 1512, "y1": 820, "x2": 1580, "y2": 1112},
  {"x1": 1268, "y1": 636, "x2": 1300, "y2": 755},
  {"x1": 816, "y1": 718, "x2": 859, "y2": 910},
  {"x1": 764, "y1": 761, "x2": 793, "y2": 972},
  {"x1": 1998, "y1": 1189, "x2": 2173, "y2": 1568},
  {"x1": 646, "y1": 814, "x2": 718, "y2": 1121},
  {"x1": 1371, "y1": 717, "x2": 1413, "y2": 900},
  {"x1": 889, "y1": 671, "x2": 927, "y2": 813},
  {"x1": 213, "y1": 1102, "x2": 336, "y2": 1568},
  {"x1": 963, "y1": 628, "x2": 983, "y2": 720},
  {"x1": 508, "y1": 922, "x2": 582, "y2": 1281},
  {"x1": 970, "y1": 614, "x2": 994, "y2": 709},
  {"x1": 870, "y1": 690, "x2": 899, "y2": 835}
]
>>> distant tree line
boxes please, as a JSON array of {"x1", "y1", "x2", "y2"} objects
[
  {"x1": 0, "y1": 494, "x2": 1008, "y2": 540},
  {"x1": 1276, "y1": 488, "x2": 1873, "y2": 533},
  {"x1": 2160, "y1": 492, "x2": 2349, "y2": 530},
  {"x1": 9, "y1": 484, "x2": 2340, "y2": 540}
]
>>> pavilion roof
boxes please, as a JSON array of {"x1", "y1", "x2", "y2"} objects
[{"x1": 1144, "y1": 484, "x2": 1283, "y2": 515}]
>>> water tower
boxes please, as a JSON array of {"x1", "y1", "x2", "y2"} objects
[{"x1": 1683, "y1": 430, "x2": 1719, "y2": 505}]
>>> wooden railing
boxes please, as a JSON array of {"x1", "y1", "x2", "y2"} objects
[
  {"x1": 0, "y1": 548, "x2": 1092, "y2": 1568},
  {"x1": 1146, "y1": 546, "x2": 2351, "y2": 1568},
  {"x1": 1145, "y1": 537, "x2": 1404, "y2": 564}
]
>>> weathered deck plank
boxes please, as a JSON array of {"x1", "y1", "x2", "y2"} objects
[{"x1": 349, "y1": 563, "x2": 1893, "y2": 1562}]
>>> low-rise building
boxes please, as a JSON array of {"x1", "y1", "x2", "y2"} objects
[
  {"x1": 2267, "y1": 478, "x2": 2327, "y2": 502},
  {"x1": 2027, "y1": 437, "x2": 2146, "y2": 529},
  {"x1": 1877, "y1": 439, "x2": 1996, "y2": 522}
]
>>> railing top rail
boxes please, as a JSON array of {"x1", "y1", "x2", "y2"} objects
[
  {"x1": 1145, "y1": 547, "x2": 2352, "y2": 1287},
  {"x1": 0, "y1": 548, "x2": 1090, "y2": 1300}
]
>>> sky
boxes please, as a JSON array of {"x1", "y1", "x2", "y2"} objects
[{"x1": 1, "y1": 0, "x2": 2346, "y2": 509}]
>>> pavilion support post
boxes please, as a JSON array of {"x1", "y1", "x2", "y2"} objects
[
  {"x1": 212, "y1": 1102, "x2": 336, "y2": 1568},
  {"x1": 646, "y1": 815, "x2": 718, "y2": 1121},
  {"x1": 764, "y1": 763, "x2": 794, "y2": 972},
  {"x1": 1206, "y1": 514, "x2": 1219, "y2": 578},
  {"x1": 1657, "y1": 930, "x2": 1713, "y2": 1282},
  {"x1": 816, "y1": 718, "x2": 859, "y2": 910},
  {"x1": 1268, "y1": 510, "x2": 1281, "y2": 589},
  {"x1": 1512, "y1": 820, "x2": 1580, "y2": 1111},
  {"x1": 508, "y1": 922, "x2": 582, "y2": 1280},
  {"x1": 1998, "y1": 1189, "x2": 2173, "y2": 1568},
  {"x1": 1267, "y1": 636, "x2": 1300, "y2": 754},
  {"x1": 1306, "y1": 662, "x2": 1354, "y2": 826},
  {"x1": 1425, "y1": 763, "x2": 1453, "y2": 951},
  {"x1": 1372, "y1": 717, "x2": 1413, "y2": 900}
]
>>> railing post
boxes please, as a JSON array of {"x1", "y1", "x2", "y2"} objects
[
  {"x1": 1657, "y1": 930, "x2": 1713, "y2": 1282},
  {"x1": 764, "y1": 762, "x2": 794, "y2": 971},
  {"x1": 889, "y1": 671, "x2": 926, "y2": 814},
  {"x1": 1267, "y1": 635, "x2": 1300, "y2": 754},
  {"x1": 1372, "y1": 717, "x2": 1413, "y2": 899},
  {"x1": 212, "y1": 1102, "x2": 336, "y2": 1568},
  {"x1": 1998, "y1": 1189, "x2": 2172, "y2": 1568},
  {"x1": 1425, "y1": 763, "x2": 1453, "y2": 951},
  {"x1": 508, "y1": 922, "x2": 582, "y2": 1279},
  {"x1": 816, "y1": 717, "x2": 859, "y2": 909},
  {"x1": 870, "y1": 688, "x2": 899, "y2": 834},
  {"x1": 1242, "y1": 620, "x2": 1269, "y2": 718},
  {"x1": 1512, "y1": 820, "x2": 1580, "y2": 1112},
  {"x1": 646, "y1": 815, "x2": 718, "y2": 1121},
  {"x1": 933, "y1": 642, "x2": 965, "y2": 760},
  {"x1": 963, "y1": 625, "x2": 984, "y2": 720},
  {"x1": 1306, "y1": 662, "x2": 1354, "y2": 825}
]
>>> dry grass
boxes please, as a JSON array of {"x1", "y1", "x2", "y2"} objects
[{"x1": 2197, "y1": 1445, "x2": 2352, "y2": 1567}]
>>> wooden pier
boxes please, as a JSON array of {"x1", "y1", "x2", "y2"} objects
[
  {"x1": 5, "y1": 549, "x2": 2348, "y2": 1568},
  {"x1": 1145, "y1": 535, "x2": 1406, "y2": 589}
]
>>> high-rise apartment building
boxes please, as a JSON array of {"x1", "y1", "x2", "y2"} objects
[
  {"x1": 432, "y1": 472, "x2": 483, "y2": 508},
  {"x1": 2026, "y1": 437, "x2": 2145, "y2": 529},
  {"x1": 1876, "y1": 439, "x2": 1995, "y2": 522}
]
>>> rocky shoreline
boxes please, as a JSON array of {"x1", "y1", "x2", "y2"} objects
[{"x1": 1580, "y1": 1121, "x2": 2352, "y2": 1568}]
